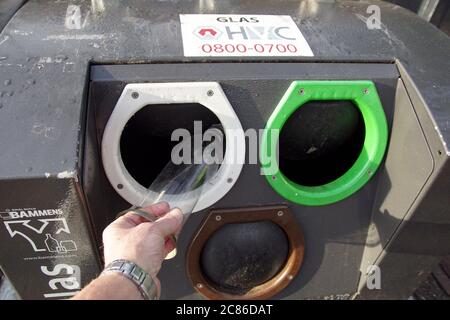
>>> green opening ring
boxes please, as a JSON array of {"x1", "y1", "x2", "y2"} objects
[{"x1": 260, "y1": 80, "x2": 388, "y2": 206}]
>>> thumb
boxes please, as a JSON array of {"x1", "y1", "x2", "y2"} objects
[{"x1": 151, "y1": 208, "x2": 183, "y2": 238}]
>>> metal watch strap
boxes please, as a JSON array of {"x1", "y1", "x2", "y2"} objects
[{"x1": 102, "y1": 259, "x2": 158, "y2": 300}]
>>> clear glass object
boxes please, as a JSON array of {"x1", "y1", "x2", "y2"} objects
[{"x1": 128, "y1": 127, "x2": 222, "y2": 259}]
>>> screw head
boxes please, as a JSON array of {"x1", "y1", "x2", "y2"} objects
[
  {"x1": 272, "y1": 175, "x2": 276, "y2": 180},
  {"x1": 363, "y1": 88, "x2": 369, "y2": 95},
  {"x1": 207, "y1": 90, "x2": 214, "y2": 97},
  {"x1": 277, "y1": 210, "x2": 284, "y2": 217},
  {"x1": 196, "y1": 283, "x2": 203, "y2": 289},
  {"x1": 287, "y1": 274, "x2": 294, "y2": 280},
  {"x1": 215, "y1": 215, "x2": 222, "y2": 221},
  {"x1": 299, "y1": 88, "x2": 305, "y2": 95},
  {"x1": 131, "y1": 92, "x2": 139, "y2": 99}
]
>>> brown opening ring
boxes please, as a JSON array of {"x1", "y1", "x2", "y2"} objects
[{"x1": 187, "y1": 205, "x2": 305, "y2": 300}]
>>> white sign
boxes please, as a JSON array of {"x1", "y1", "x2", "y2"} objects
[{"x1": 180, "y1": 14, "x2": 314, "y2": 57}]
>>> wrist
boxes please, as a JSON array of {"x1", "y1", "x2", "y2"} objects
[
  {"x1": 104, "y1": 255, "x2": 158, "y2": 277},
  {"x1": 98, "y1": 272, "x2": 143, "y2": 300},
  {"x1": 102, "y1": 259, "x2": 159, "y2": 300}
]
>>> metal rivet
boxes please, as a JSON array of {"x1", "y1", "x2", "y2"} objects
[
  {"x1": 227, "y1": 178, "x2": 233, "y2": 183},
  {"x1": 299, "y1": 88, "x2": 305, "y2": 95},
  {"x1": 287, "y1": 275, "x2": 294, "y2": 280},
  {"x1": 363, "y1": 88, "x2": 369, "y2": 95},
  {"x1": 367, "y1": 170, "x2": 372, "y2": 176},
  {"x1": 215, "y1": 215, "x2": 221, "y2": 221},
  {"x1": 277, "y1": 210, "x2": 284, "y2": 217},
  {"x1": 196, "y1": 283, "x2": 203, "y2": 289},
  {"x1": 272, "y1": 175, "x2": 276, "y2": 180},
  {"x1": 207, "y1": 90, "x2": 214, "y2": 97},
  {"x1": 117, "y1": 184, "x2": 123, "y2": 189},
  {"x1": 131, "y1": 92, "x2": 139, "y2": 99}
]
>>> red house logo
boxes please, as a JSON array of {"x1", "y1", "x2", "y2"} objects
[{"x1": 194, "y1": 26, "x2": 222, "y2": 39}]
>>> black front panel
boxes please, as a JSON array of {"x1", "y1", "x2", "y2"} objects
[{"x1": 83, "y1": 62, "x2": 398, "y2": 299}]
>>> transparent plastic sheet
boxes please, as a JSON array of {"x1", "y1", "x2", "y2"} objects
[
  {"x1": 141, "y1": 161, "x2": 219, "y2": 215},
  {"x1": 122, "y1": 127, "x2": 222, "y2": 259}
]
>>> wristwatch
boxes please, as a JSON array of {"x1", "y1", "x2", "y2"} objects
[{"x1": 102, "y1": 259, "x2": 158, "y2": 300}]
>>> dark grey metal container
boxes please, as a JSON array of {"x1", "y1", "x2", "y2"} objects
[{"x1": 0, "y1": 0, "x2": 449, "y2": 300}]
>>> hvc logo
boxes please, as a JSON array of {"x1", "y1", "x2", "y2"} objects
[{"x1": 194, "y1": 25, "x2": 298, "y2": 41}]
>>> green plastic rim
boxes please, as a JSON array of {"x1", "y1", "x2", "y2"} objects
[{"x1": 260, "y1": 80, "x2": 388, "y2": 206}]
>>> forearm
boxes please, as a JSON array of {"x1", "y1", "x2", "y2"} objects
[{"x1": 72, "y1": 273, "x2": 143, "y2": 300}]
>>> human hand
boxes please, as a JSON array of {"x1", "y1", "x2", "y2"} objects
[{"x1": 102, "y1": 202, "x2": 183, "y2": 295}]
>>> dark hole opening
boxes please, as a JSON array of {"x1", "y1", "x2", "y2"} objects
[
  {"x1": 200, "y1": 221, "x2": 289, "y2": 295},
  {"x1": 120, "y1": 103, "x2": 222, "y2": 188},
  {"x1": 279, "y1": 100, "x2": 366, "y2": 186}
]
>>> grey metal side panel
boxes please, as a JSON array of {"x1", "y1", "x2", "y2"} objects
[
  {"x1": 358, "y1": 79, "x2": 434, "y2": 290},
  {"x1": 359, "y1": 161, "x2": 450, "y2": 299},
  {"x1": 358, "y1": 70, "x2": 450, "y2": 299}
]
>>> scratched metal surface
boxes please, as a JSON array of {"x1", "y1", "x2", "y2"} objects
[
  {"x1": 0, "y1": 0, "x2": 26, "y2": 31},
  {"x1": 0, "y1": 0, "x2": 449, "y2": 179}
]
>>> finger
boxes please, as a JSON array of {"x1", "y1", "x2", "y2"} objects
[
  {"x1": 114, "y1": 210, "x2": 146, "y2": 227},
  {"x1": 141, "y1": 201, "x2": 170, "y2": 218},
  {"x1": 116, "y1": 202, "x2": 171, "y2": 227},
  {"x1": 122, "y1": 212, "x2": 146, "y2": 225},
  {"x1": 150, "y1": 208, "x2": 183, "y2": 238}
]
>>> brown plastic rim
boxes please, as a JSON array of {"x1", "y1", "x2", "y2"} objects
[{"x1": 186, "y1": 205, "x2": 305, "y2": 300}]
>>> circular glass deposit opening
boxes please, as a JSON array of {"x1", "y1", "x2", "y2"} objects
[
  {"x1": 261, "y1": 80, "x2": 389, "y2": 206},
  {"x1": 200, "y1": 221, "x2": 289, "y2": 295},
  {"x1": 120, "y1": 103, "x2": 224, "y2": 189},
  {"x1": 279, "y1": 100, "x2": 366, "y2": 187}
]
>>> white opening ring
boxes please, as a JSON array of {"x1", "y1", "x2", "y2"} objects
[{"x1": 101, "y1": 82, "x2": 246, "y2": 213}]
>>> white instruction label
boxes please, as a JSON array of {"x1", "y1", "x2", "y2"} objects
[{"x1": 180, "y1": 14, "x2": 314, "y2": 57}]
